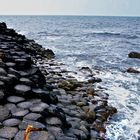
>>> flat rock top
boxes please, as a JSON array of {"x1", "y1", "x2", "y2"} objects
[
  {"x1": 12, "y1": 108, "x2": 29, "y2": 117},
  {"x1": 46, "y1": 117, "x2": 62, "y2": 126},
  {"x1": 14, "y1": 84, "x2": 31, "y2": 93},
  {"x1": 3, "y1": 118, "x2": 21, "y2": 127},
  {"x1": 24, "y1": 113, "x2": 41, "y2": 121},
  {"x1": 17, "y1": 101, "x2": 33, "y2": 109},
  {"x1": 7, "y1": 96, "x2": 25, "y2": 103},
  {"x1": 19, "y1": 120, "x2": 46, "y2": 130},
  {"x1": 0, "y1": 127, "x2": 18, "y2": 139}
]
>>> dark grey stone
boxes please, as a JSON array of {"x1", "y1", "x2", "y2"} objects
[
  {"x1": 46, "y1": 117, "x2": 62, "y2": 126},
  {"x1": 14, "y1": 84, "x2": 31, "y2": 96},
  {"x1": 0, "y1": 127, "x2": 18, "y2": 139},
  {"x1": 47, "y1": 126, "x2": 63, "y2": 137},
  {"x1": 30, "y1": 102, "x2": 49, "y2": 113},
  {"x1": 12, "y1": 108, "x2": 29, "y2": 117},
  {"x1": 4, "y1": 103, "x2": 17, "y2": 112},
  {"x1": 19, "y1": 78, "x2": 34, "y2": 86},
  {"x1": 24, "y1": 113, "x2": 41, "y2": 121},
  {"x1": 0, "y1": 91, "x2": 4, "y2": 100},
  {"x1": 29, "y1": 131, "x2": 55, "y2": 140},
  {"x1": 3, "y1": 118, "x2": 21, "y2": 127},
  {"x1": 17, "y1": 101, "x2": 33, "y2": 109},
  {"x1": 0, "y1": 67, "x2": 7, "y2": 76},
  {"x1": 0, "y1": 106, "x2": 10, "y2": 121},
  {"x1": 7, "y1": 96, "x2": 25, "y2": 103},
  {"x1": 19, "y1": 120, "x2": 46, "y2": 130}
]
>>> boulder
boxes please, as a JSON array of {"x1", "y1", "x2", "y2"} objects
[
  {"x1": 128, "y1": 52, "x2": 140, "y2": 59},
  {"x1": 88, "y1": 77, "x2": 102, "y2": 83},
  {"x1": 86, "y1": 87, "x2": 95, "y2": 96},
  {"x1": 44, "y1": 49, "x2": 55, "y2": 59},
  {"x1": 127, "y1": 68, "x2": 140, "y2": 73}
]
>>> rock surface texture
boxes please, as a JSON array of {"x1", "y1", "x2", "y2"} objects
[{"x1": 0, "y1": 22, "x2": 116, "y2": 140}]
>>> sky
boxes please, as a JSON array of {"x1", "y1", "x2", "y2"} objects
[{"x1": 0, "y1": 0, "x2": 140, "y2": 16}]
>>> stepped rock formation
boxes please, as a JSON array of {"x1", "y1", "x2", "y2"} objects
[{"x1": 0, "y1": 22, "x2": 116, "y2": 140}]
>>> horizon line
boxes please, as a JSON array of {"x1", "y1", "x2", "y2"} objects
[{"x1": 0, "y1": 14, "x2": 140, "y2": 18}]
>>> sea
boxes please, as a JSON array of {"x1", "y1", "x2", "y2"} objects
[{"x1": 0, "y1": 16, "x2": 140, "y2": 140}]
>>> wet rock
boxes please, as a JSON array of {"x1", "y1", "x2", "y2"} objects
[
  {"x1": 58, "y1": 80, "x2": 80, "y2": 91},
  {"x1": 76, "y1": 101, "x2": 87, "y2": 107},
  {"x1": 83, "y1": 109, "x2": 96, "y2": 122},
  {"x1": 107, "y1": 106, "x2": 117, "y2": 116},
  {"x1": 3, "y1": 118, "x2": 21, "y2": 127},
  {"x1": 24, "y1": 113, "x2": 42, "y2": 121},
  {"x1": 86, "y1": 87, "x2": 95, "y2": 96},
  {"x1": 0, "y1": 106, "x2": 10, "y2": 121},
  {"x1": 7, "y1": 96, "x2": 25, "y2": 103},
  {"x1": 88, "y1": 77, "x2": 102, "y2": 83},
  {"x1": 127, "y1": 68, "x2": 140, "y2": 73},
  {"x1": 80, "y1": 67, "x2": 92, "y2": 74},
  {"x1": 128, "y1": 52, "x2": 140, "y2": 59},
  {"x1": 44, "y1": 49, "x2": 55, "y2": 59},
  {"x1": 14, "y1": 84, "x2": 31, "y2": 96},
  {"x1": 19, "y1": 120, "x2": 46, "y2": 130},
  {"x1": 0, "y1": 127, "x2": 18, "y2": 139}
]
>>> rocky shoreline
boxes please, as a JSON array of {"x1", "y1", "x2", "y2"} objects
[{"x1": 0, "y1": 22, "x2": 117, "y2": 140}]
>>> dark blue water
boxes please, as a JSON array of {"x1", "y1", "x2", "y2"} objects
[{"x1": 0, "y1": 16, "x2": 140, "y2": 140}]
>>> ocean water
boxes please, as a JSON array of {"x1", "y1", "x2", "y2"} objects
[{"x1": 0, "y1": 16, "x2": 140, "y2": 140}]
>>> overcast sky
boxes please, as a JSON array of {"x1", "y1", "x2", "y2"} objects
[{"x1": 0, "y1": 0, "x2": 139, "y2": 16}]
